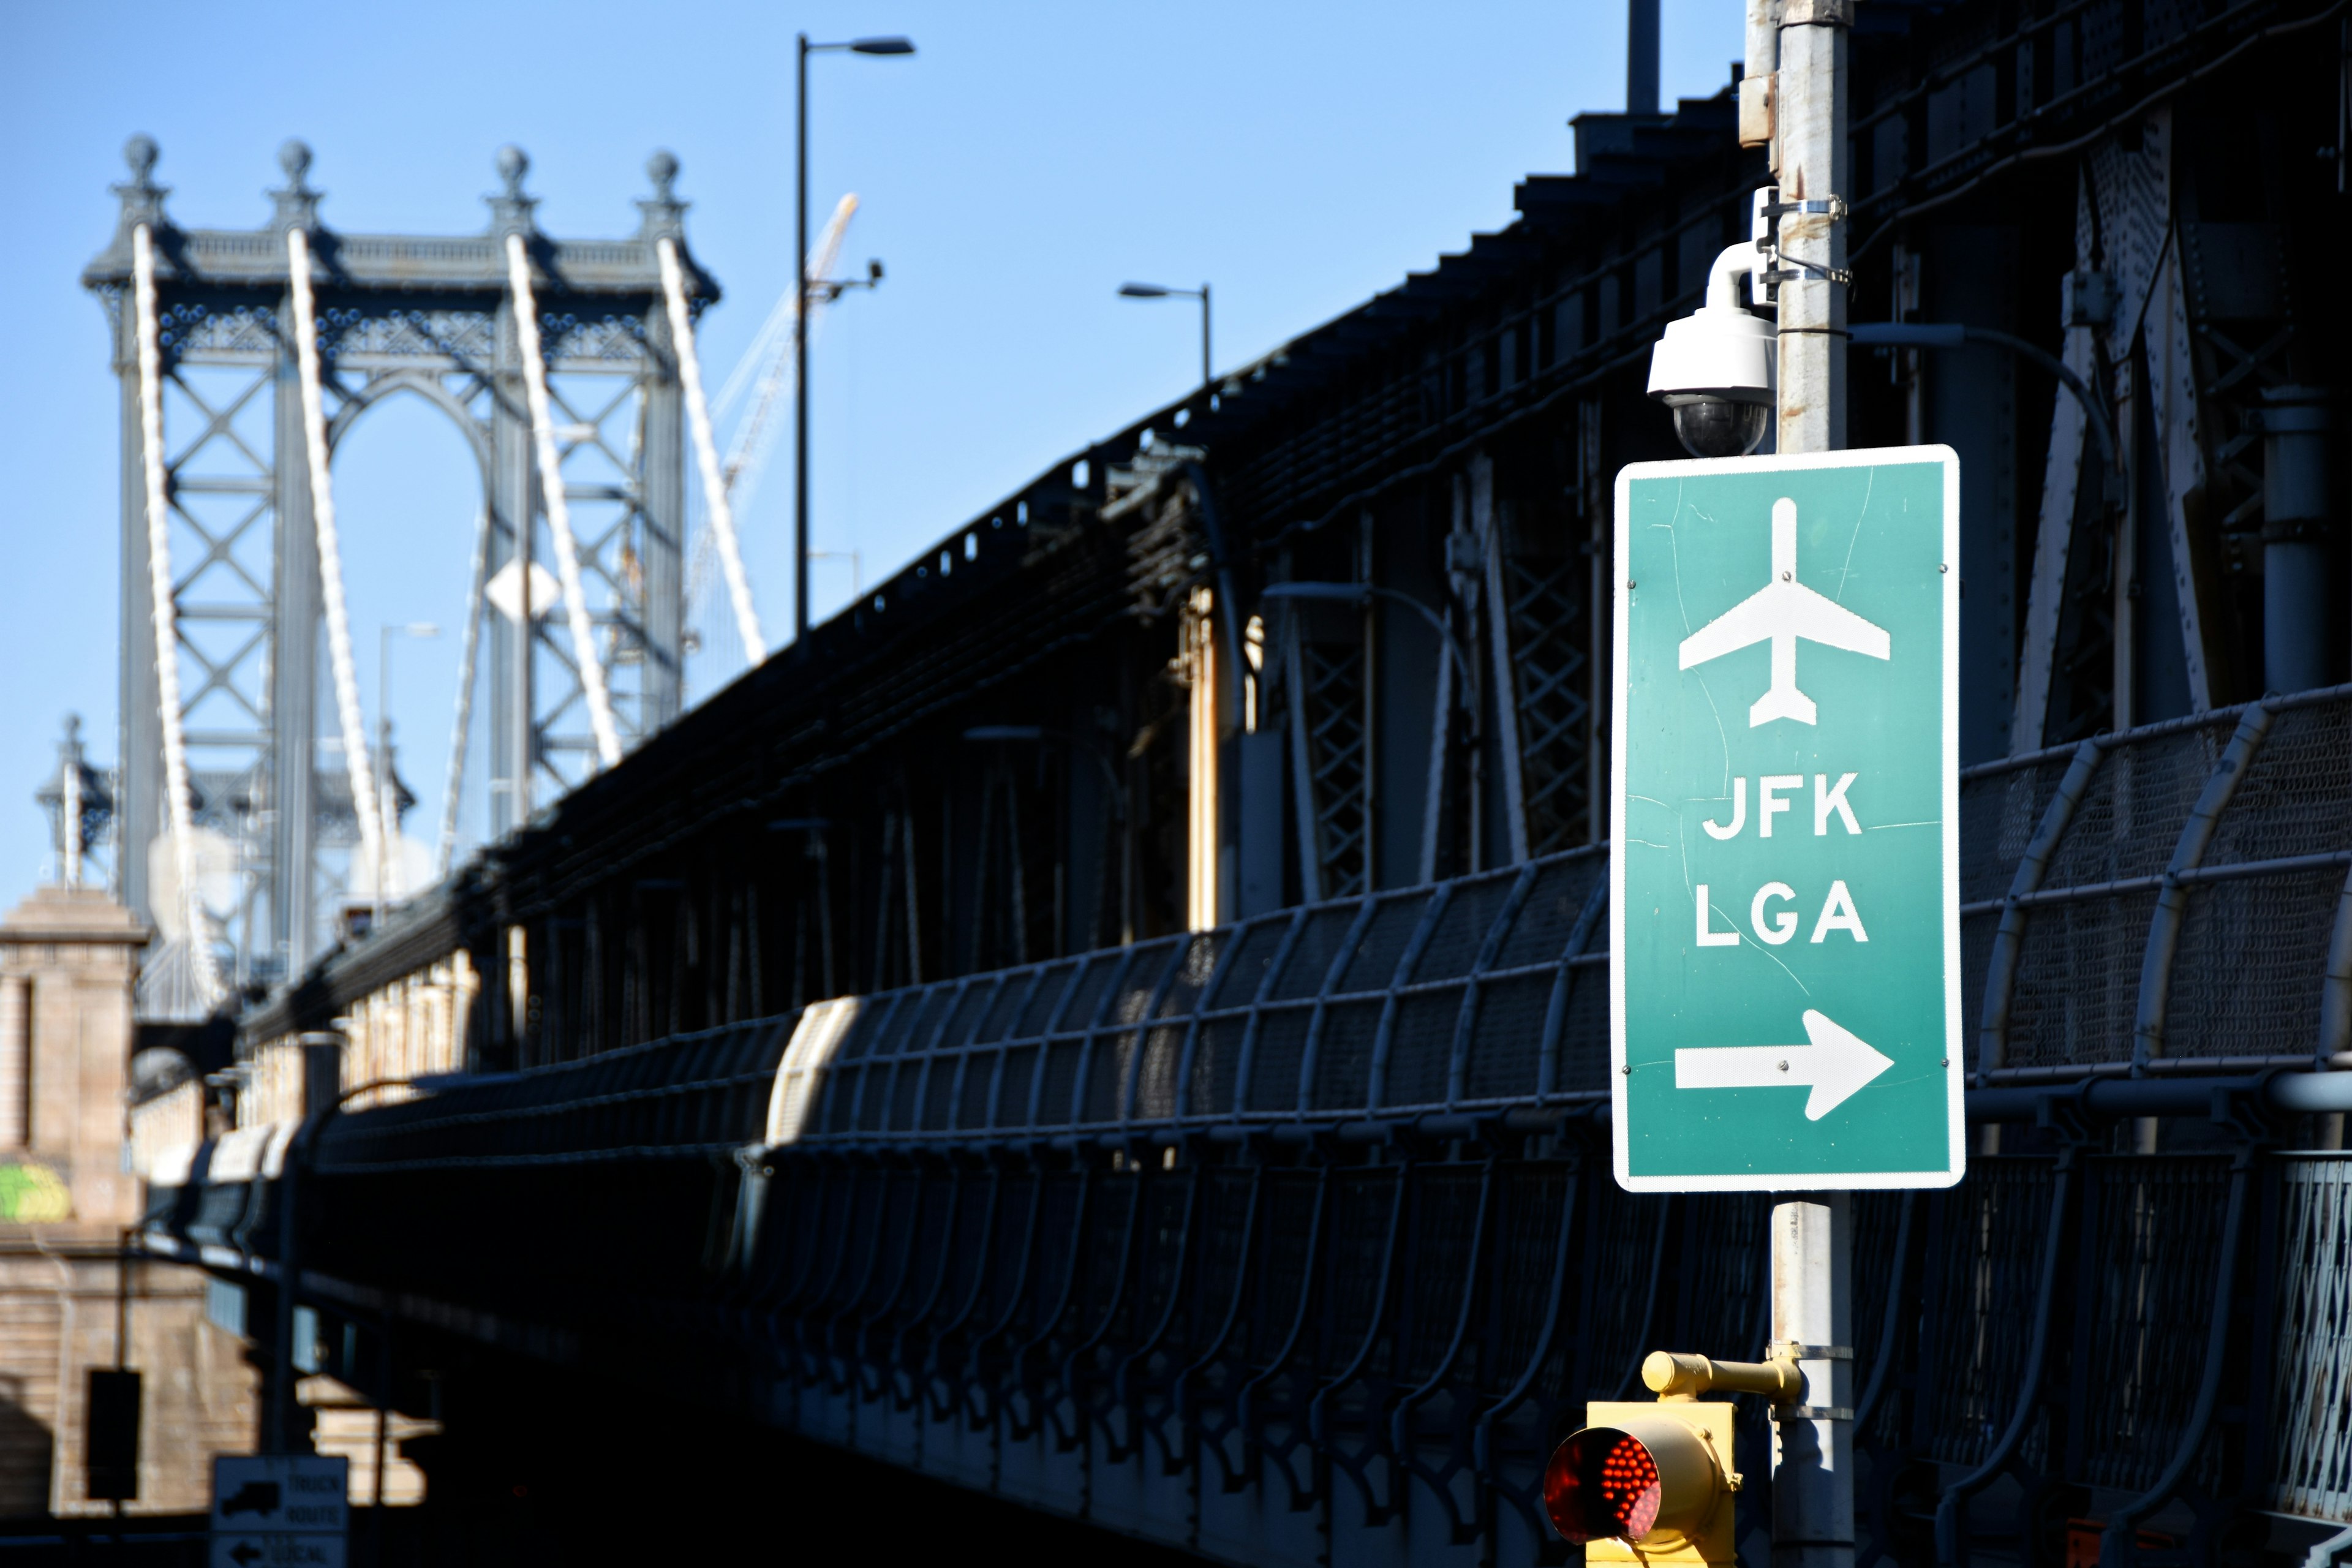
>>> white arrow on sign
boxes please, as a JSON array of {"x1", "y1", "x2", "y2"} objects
[{"x1": 1673, "y1": 1009, "x2": 1895, "y2": 1120}]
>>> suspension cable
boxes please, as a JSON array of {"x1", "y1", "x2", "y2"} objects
[
  {"x1": 657, "y1": 237, "x2": 765, "y2": 663},
  {"x1": 504, "y1": 233, "x2": 623, "y2": 769},
  {"x1": 285, "y1": 228, "x2": 388, "y2": 897},
  {"x1": 132, "y1": 225, "x2": 222, "y2": 1005},
  {"x1": 437, "y1": 508, "x2": 492, "y2": 880},
  {"x1": 680, "y1": 196, "x2": 854, "y2": 674}
]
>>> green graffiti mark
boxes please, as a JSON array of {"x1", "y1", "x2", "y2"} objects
[{"x1": 0, "y1": 1163, "x2": 72, "y2": 1223}]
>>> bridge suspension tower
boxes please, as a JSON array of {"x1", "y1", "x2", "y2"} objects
[{"x1": 81, "y1": 137, "x2": 717, "y2": 1009}]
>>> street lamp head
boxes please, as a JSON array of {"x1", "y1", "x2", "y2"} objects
[
  {"x1": 1119, "y1": 282, "x2": 1172, "y2": 299},
  {"x1": 797, "y1": 32, "x2": 915, "y2": 644}
]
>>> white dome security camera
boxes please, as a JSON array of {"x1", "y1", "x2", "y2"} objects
[{"x1": 1648, "y1": 243, "x2": 1776, "y2": 458}]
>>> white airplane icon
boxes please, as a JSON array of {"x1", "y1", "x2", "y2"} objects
[{"x1": 1678, "y1": 497, "x2": 1891, "y2": 726}]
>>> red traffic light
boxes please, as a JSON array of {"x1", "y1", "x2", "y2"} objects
[
  {"x1": 1544, "y1": 1407, "x2": 1736, "y2": 1560},
  {"x1": 1545, "y1": 1427, "x2": 1665, "y2": 1543}
]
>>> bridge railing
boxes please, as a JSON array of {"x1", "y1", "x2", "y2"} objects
[
  {"x1": 151, "y1": 1110, "x2": 2351, "y2": 1564},
  {"x1": 316, "y1": 1016, "x2": 792, "y2": 1171},
  {"x1": 799, "y1": 846, "x2": 1608, "y2": 1145},
  {"x1": 140, "y1": 686, "x2": 2352, "y2": 1566},
  {"x1": 2270, "y1": 1155, "x2": 2352, "y2": 1526},
  {"x1": 778, "y1": 686, "x2": 2351, "y2": 1150}
]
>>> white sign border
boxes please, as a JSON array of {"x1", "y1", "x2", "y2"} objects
[{"x1": 1608, "y1": 444, "x2": 1965, "y2": 1194}]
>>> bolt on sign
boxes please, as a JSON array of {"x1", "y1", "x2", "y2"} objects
[{"x1": 1610, "y1": 447, "x2": 1964, "y2": 1192}]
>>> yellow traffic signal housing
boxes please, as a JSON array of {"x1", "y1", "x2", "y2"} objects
[
  {"x1": 1545, "y1": 1352, "x2": 1793, "y2": 1564},
  {"x1": 1545, "y1": 1401, "x2": 1740, "y2": 1565}
]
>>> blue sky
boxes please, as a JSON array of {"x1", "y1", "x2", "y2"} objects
[{"x1": 0, "y1": 0, "x2": 1744, "y2": 902}]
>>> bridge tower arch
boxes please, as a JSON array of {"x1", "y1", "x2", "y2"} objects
[{"x1": 83, "y1": 137, "x2": 716, "y2": 1001}]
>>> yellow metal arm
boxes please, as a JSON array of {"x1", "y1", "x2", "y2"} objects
[{"x1": 1642, "y1": 1349, "x2": 1804, "y2": 1403}]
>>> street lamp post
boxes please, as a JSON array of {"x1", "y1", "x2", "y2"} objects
[
  {"x1": 797, "y1": 33, "x2": 914, "y2": 645},
  {"x1": 375, "y1": 621, "x2": 439, "y2": 923},
  {"x1": 1118, "y1": 282, "x2": 1213, "y2": 398}
]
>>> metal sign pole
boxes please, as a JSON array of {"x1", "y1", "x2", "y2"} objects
[
  {"x1": 1773, "y1": 0, "x2": 1850, "y2": 458},
  {"x1": 1772, "y1": 1196, "x2": 1853, "y2": 1568},
  {"x1": 1773, "y1": 4, "x2": 1855, "y2": 1567},
  {"x1": 1602, "y1": 16, "x2": 1947, "y2": 1568}
]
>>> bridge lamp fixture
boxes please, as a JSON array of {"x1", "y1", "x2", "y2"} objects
[{"x1": 1118, "y1": 281, "x2": 1213, "y2": 396}]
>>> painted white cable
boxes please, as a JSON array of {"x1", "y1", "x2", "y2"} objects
[
  {"x1": 132, "y1": 225, "x2": 221, "y2": 1004},
  {"x1": 285, "y1": 227, "x2": 388, "y2": 900},
  {"x1": 682, "y1": 199, "x2": 852, "y2": 685},
  {"x1": 437, "y1": 508, "x2": 492, "y2": 880},
  {"x1": 505, "y1": 233, "x2": 623, "y2": 769},
  {"x1": 658, "y1": 239, "x2": 765, "y2": 665},
  {"x1": 723, "y1": 197, "x2": 853, "y2": 503}
]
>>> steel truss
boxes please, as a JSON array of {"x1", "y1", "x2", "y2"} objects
[
  {"x1": 85, "y1": 140, "x2": 710, "y2": 993},
  {"x1": 1493, "y1": 526, "x2": 1592, "y2": 858},
  {"x1": 1281, "y1": 610, "x2": 1372, "y2": 904}
]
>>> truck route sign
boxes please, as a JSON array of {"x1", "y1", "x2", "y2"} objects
[
  {"x1": 211, "y1": 1453, "x2": 349, "y2": 1568},
  {"x1": 1610, "y1": 447, "x2": 1964, "y2": 1192}
]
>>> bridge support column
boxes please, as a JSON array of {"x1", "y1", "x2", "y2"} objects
[{"x1": 2261, "y1": 388, "x2": 2333, "y2": 693}]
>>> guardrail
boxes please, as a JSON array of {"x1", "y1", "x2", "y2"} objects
[
  {"x1": 767, "y1": 687, "x2": 2351, "y2": 1151},
  {"x1": 149, "y1": 1092, "x2": 2352, "y2": 1566},
  {"x1": 146, "y1": 688, "x2": 2352, "y2": 1566}
]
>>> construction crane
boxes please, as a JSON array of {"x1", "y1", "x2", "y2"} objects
[{"x1": 682, "y1": 194, "x2": 861, "y2": 690}]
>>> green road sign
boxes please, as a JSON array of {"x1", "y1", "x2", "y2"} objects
[{"x1": 1610, "y1": 447, "x2": 1963, "y2": 1193}]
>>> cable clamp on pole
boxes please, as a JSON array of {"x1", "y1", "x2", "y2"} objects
[
  {"x1": 1762, "y1": 258, "x2": 1853, "y2": 288},
  {"x1": 1763, "y1": 195, "x2": 1849, "y2": 222},
  {"x1": 1767, "y1": 1341, "x2": 1854, "y2": 1360},
  {"x1": 1753, "y1": 190, "x2": 1852, "y2": 299}
]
